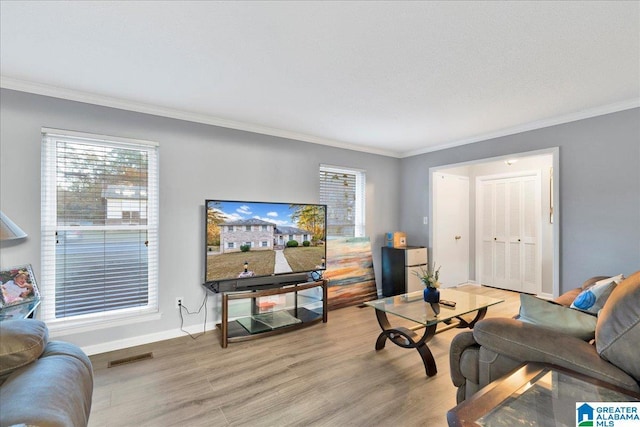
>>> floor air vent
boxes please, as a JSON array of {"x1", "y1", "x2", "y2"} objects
[{"x1": 108, "y1": 352, "x2": 153, "y2": 368}]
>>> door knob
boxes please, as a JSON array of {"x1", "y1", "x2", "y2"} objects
[{"x1": 455, "y1": 235, "x2": 461, "y2": 240}]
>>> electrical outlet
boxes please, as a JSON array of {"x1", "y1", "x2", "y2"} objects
[{"x1": 175, "y1": 297, "x2": 183, "y2": 309}]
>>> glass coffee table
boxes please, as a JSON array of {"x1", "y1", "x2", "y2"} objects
[
  {"x1": 365, "y1": 289, "x2": 504, "y2": 376},
  {"x1": 447, "y1": 362, "x2": 640, "y2": 427}
]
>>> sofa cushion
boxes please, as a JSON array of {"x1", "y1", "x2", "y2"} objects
[
  {"x1": 519, "y1": 294, "x2": 597, "y2": 341},
  {"x1": 0, "y1": 319, "x2": 48, "y2": 380},
  {"x1": 596, "y1": 271, "x2": 640, "y2": 381},
  {"x1": 570, "y1": 274, "x2": 623, "y2": 314}
]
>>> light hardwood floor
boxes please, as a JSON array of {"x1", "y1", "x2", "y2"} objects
[{"x1": 88, "y1": 285, "x2": 521, "y2": 427}]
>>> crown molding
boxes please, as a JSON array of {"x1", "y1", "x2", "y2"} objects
[
  {"x1": 0, "y1": 76, "x2": 400, "y2": 158},
  {"x1": 401, "y1": 98, "x2": 640, "y2": 158},
  {"x1": 3, "y1": 76, "x2": 636, "y2": 160}
]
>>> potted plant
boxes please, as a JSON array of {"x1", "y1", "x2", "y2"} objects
[{"x1": 414, "y1": 263, "x2": 441, "y2": 303}]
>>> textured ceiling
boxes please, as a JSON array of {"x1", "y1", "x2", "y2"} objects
[{"x1": 1, "y1": 1, "x2": 638, "y2": 157}]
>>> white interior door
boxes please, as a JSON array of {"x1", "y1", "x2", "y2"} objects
[
  {"x1": 477, "y1": 172, "x2": 541, "y2": 293},
  {"x1": 433, "y1": 173, "x2": 469, "y2": 287}
]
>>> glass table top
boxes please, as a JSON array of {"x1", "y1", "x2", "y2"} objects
[
  {"x1": 364, "y1": 289, "x2": 504, "y2": 326},
  {"x1": 0, "y1": 298, "x2": 41, "y2": 320},
  {"x1": 477, "y1": 367, "x2": 640, "y2": 427}
]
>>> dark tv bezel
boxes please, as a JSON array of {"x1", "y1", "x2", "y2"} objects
[{"x1": 202, "y1": 199, "x2": 327, "y2": 293}]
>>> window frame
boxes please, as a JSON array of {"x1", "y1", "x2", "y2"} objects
[
  {"x1": 319, "y1": 164, "x2": 366, "y2": 238},
  {"x1": 41, "y1": 128, "x2": 160, "y2": 332}
]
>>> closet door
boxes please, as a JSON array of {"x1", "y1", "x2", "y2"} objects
[
  {"x1": 507, "y1": 179, "x2": 522, "y2": 291},
  {"x1": 521, "y1": 176, "x2": 540, "y2": 293},
  {"x1": 479, "y1": 180, "x2": 495, "y2": 287},
  {"x1": 479, "y1": 180, "x2": 508, "y2": 289},
  {"x1": 477, "y1": 173, "x2": 541, "y2": 293}
]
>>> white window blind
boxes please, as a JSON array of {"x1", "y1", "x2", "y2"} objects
[
  {"x1": 319, "y1": 165, "x2": 366, "y2": 237},
  {"x1": 41, "y1": 129, "x2": 159, "y2": 330}
]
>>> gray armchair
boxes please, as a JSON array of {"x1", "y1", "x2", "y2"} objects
[
  {"x1": 449, "y1": 271, "x2": 640, "y2": 404},
  {"x1": 0, "y1": 319, "x2": 93, "y2": 426}
]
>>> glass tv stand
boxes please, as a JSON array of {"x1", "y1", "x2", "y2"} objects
[{"x1": 219, "y1": 280, "x2": 327, "y2": 347}]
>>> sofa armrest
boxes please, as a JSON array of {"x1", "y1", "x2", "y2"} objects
[
  {"x1": 0, "y1": 341, "x2": 94, "y2": 427},
  {"x1": 473, "y1": 318, "x2": 640, "y2": 392},
  {"x1": 449, "y1": 331, "x2": 478, "y2": 387}
]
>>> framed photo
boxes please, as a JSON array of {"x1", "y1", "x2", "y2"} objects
[{"x1": 0, "y1": 264, "x2": 40, "y2": 308}]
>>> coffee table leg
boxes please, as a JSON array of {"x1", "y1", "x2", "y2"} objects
[
  {"x1": 455, "y1": 307, "x2": 488, "y2": 329},
  {"x1": 416, "y1": 333, "x2": 438, "y2": 376},
  {"x1": 373, "y1": 308, "x2": 439, "y2": 376}
]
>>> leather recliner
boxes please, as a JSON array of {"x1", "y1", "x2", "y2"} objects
[
  {"x1": 0, "y1": 319, "x2": 94, "y2": 426},
  {"x1": 449, "y1": 271, "x2": 640, "y2": 404}
]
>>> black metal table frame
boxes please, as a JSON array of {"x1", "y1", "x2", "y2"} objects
[{"x1": 373, "y1": 305, "x2": 488, "y2": 376}]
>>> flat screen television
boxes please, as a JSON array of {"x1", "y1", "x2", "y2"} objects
[{"x1": 203, "y1": 199, "x2": 327, "y2": 292}]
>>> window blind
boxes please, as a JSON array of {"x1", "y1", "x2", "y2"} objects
[
  {"x1": 41, "y1": 130, "x2": 159, "y2": 330},
  {"x1": 319, "y1": 165, "x2": 366, "y2": 237}
]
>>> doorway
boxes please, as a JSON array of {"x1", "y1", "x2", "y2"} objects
[{"x1": 429, "y1": 148, "x2": 560, "y2": 298}]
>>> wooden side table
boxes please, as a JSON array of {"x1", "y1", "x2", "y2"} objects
[{"x1": 447, "y1": 362, "x2": 640, "y2": 427}]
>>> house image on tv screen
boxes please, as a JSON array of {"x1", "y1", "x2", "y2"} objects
[{"x1": 220, "y1": 219, "x2": 312, "y2": 253}]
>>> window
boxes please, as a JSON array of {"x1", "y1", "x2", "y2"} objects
[
  {"x1": 319, "y1": 165, "x2": 366, "y2": 237},
  {"x1": 41, "y1": 129, "x2": 159, "y2": 330},
  {"x1": 245, "y1": 226, "x2": 251, "y2": 231}
]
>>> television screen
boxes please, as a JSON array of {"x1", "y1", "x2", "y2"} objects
[{"x1": 204, "y1": 200, "x2": 327, "y2": 289}]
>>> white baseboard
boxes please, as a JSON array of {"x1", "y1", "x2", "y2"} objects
[
  {"x1": 81, "y1": 321, "x2": 218, "y2": 356},
  {"x1": 458, "y1": 280, "x2": 480, "y2": 287},
  {"x1": 536, "y1": 292, "x2": 554, "y2": 300}
]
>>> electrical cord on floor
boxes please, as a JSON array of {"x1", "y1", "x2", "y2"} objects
[{"x1": 178, "y1": 292, "x2": 208, "y2": 340}]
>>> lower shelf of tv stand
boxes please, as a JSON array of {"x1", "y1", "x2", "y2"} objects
[
  {"x1": 221, "y1": 307, "x2": 324, "y2": 343},
  {"x1": 218, "y1": 279, "x2": 327, "y2": 347}
]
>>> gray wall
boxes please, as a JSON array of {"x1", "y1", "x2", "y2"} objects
[
  {"x1": 2, "y1": 87, "x2": 638, "y2": 352},
  {"x1": 0, "y1": 89, "x2": 400, "y2": 352},
  {"x1": 400, "y1": 108, "x2": 640, "y2": 294}
]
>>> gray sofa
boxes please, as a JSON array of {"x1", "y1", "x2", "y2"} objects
[
  {"x1": 0, "y1": 319, "x2": 93, "y2": 427},
  {"x1": 450, "y1": 270, "x2": 640, "y2": 404}
]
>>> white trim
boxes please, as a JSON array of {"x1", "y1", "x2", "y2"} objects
[
  {"x1": 402, "y1": 99, "x2": 639, "y2": 158},
  {"x1": 40, "y1": 131, "x2": 160, "y2": 327},
  {"x1": 8, "y1": 77, "x2": 634, "y2": 160},
  {"x1": 319, "y1": 164, "x2": 367, "y2": 174},
  {"x1": 536, "y1": 292, "x2": 554, "y2": 300},
  {"x1": 41, "y1": 127, "x2": 159, "y2": 147},
  {"x1": 78, "y1": 318, "x2": 217, "y2": 356},
  {"x1": 3, "y1": 76, "x2": 395, "y2": 157},
  {"x1": 48, "y1": 311, "x2": 162, "y2": 336}
]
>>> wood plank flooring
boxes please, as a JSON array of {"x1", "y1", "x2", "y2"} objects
[{"x1": 88, "y1": 285, "x2": 521, "y2": 427}]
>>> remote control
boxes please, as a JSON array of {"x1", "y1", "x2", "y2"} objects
[{"x1": 440, "y1": 300, "x2": 456, "y2": 308}]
